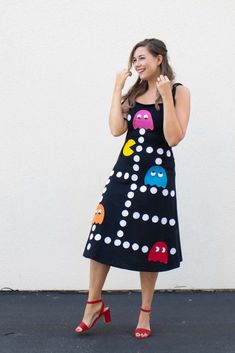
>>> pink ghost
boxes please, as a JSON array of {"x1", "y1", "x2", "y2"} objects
[
  {"x1": 148, "y1": 241, "x2": 168, "y2": 264},
  {"x1": 132, "y1": 110, "x2": 154, "y2": 130}
]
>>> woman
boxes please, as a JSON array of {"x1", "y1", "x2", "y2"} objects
[{"x1": 75, "y1": 38, "x2": 191, "y2": 339}]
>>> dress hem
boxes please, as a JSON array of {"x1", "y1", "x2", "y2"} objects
[{"x1": 83, "y1": 253, "x2": 182, "y2": 273}]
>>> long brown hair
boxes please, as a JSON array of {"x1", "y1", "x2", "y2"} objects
[{"x1": 121, "y1": 38, "x2": 176, "y2": 114}]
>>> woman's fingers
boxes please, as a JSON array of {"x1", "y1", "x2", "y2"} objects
[{"x1": 157, "y1": 74, "x2": 169, "y2": 82}]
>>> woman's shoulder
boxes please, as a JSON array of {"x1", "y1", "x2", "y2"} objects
[
  {"x1": 173, "y1": 83, "x2": 191, "y2": 108},
  {"x1": 173, "y1": 82, "x2": 190, "y2": 91},
  {"x1": 173, "y1": 82, "x2": 190, "y2": 99}
]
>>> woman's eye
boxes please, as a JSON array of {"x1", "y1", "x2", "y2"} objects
[{"x1": 133, "y1": 57, "x2": 145, "y2": 63}]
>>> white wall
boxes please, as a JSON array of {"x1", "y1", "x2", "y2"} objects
[{"x1": 0, "y1": 0, "x2": 234, "y2": 290}]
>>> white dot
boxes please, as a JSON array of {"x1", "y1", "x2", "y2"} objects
[
  {"x1": 166, "y1": 150, "x2": 171, "y2": 157},
  {"x1": 169, "y1": 219, "x2": 176, "y2": 226},
  {"x1": 170, "y1": 248, "x2": 176, "y2": 255},
  {"x1": 131, "y1": 174, "x2": 138, "y2": 181},
  {"x1": 124, "y1": 172, "x2": 129, "y2": 179},
  {"x1": 162, "y1": 189, "x2": 169, "y2": 196},
  {"x1": 136, "y1": 145, "x2": 143, "y2": 152},
  {"x1": 123, "y1": 241, "x2": 130, "y2": 249},
  {"x1": 116, "y1": 171, "x2": 122, "y2": 177},
  {"x1": 117, "y1": 230, "x2": 124, "y2": 237},
  {"x1": 133, "y1": 164, "x2": 139, "y2": 171},
  {"x1": 122, "y1": 209, "x2": 129, "y2": 217},
  {"x1": 103, "y1": 187, "x2": 107, "y2": 193},
  {"x1": 150, "y1": 187, "x2": 158, "y2": 194},
  {"x1": 139, "y1": 128, "x2": 146, "y2": 135},
  {"x1": 89, "y1": 233, "x2": 94, "y2": 240},
  {"x1": 105, "y1": 179, "x2": 110, "y2": 185},
  {"x1": 152, "y1": 215, "x2": 159, "y2": 223},
  {"x1": 120, "y1": 219, "x2": 127, "y2": 227},
  {"x1": 155, "y1": 158, "x2": 162, "y2": 165},
  {"x1": 161, "y1": 217, "x2": 167, "y2": 225},
  {"x1": 142, "y1": 246, "x2": 149, "y2": 253},
  {"x1": 131, "y1": 183, "x2": 137, "y2": 190},
  {"x1": 157, "y1": 148, "x2": 164, "y2": 155},
  {"x1": 127, "y1": 191, "x2": 134, "y2": 198},
  {"x1": 114, "y1": 239, "x2": 121, "y2": 246},
  {"x1": 87, "y1": 243, "x2": 91, "y2": 250},
  {"x1": 132, "y1": 243, "x2": 139, "y2": 251},
  {"x1": 127, "y1": 114, "x2": 131, "y2": 121},
  {"x1": 133, "y1": 155, "x2": 140, "y2": 162},
  {"x1": 142, "y1": 214, "x2": 149, "y2": 221},
  {"x1": 125, "y1": 200, "x2": 132, "y2": 207},
  {"x1": 146, "y1": 147, "x2": 153, "y2": 153},
  {"x1": 133, "y1": 212, "x2": 140, "y2": 219},
  {"x1": 170, "y1": 190, "x2": 175, "y2": 197},
  {"x1": 104, "y1": 237, "x2": 111, "y2": 244},
  {"x1": 94, "y1": 234, "x2": 102, "y2": 241},
  {"x1": 138, "y1": 136, "x2": 144, "y2": 143},
  {"x1": 140, "y1": 185, "x2": 147, "y2": 192},
  {"x1": 92, "y1": 224, "x2": 96, "y2": 231},
  {"x1": 110, "y1": 170, "x2": 114, "y2": 176}
]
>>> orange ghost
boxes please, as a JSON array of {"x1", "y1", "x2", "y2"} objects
[{"x1": 92, "y1": 203, "x2": 105, "y2": 224}]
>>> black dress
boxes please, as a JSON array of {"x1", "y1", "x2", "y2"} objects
[{"x1": 83, "y1": 83, "x2": 183, "y2": 272}]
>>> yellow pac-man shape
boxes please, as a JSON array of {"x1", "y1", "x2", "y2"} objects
[{"x1": 123, "y1": 139, "x2": 136, "y2": 156}]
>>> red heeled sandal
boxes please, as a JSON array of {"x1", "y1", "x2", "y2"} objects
[
  {"x1": 134, "y1": 307, "x2": 152, "y2": 339},
  {"x1": 75, "y1": 299, "x2": 111, "y2": 333}
]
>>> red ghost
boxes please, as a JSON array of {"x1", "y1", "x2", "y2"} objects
[{"x1": 148, "y1": 241, "x2": 168, "y2": 264}]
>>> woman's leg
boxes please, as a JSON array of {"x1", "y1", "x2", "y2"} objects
[
  {"x1": 76, "y1": 259, "x2": 110, "y2": 330},
  {"x1": 87, "y1": 259, "x2": 110, "y2": 300},
  {"x1": 136, "y1": 271, "x2": 158, "y2": 333}
]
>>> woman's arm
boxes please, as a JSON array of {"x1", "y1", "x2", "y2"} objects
[
  {"x1": 108, "y1": 85, "x2": 128, "y2": 137},
  {"x1": 162, "y1": 85, "x2": 191, "y2": 147},
  {"x1": 108, "y1": 68, "x2": 132, "y2": 137}
]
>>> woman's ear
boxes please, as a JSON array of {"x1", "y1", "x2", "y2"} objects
[{"x1": 157, "y1": 54, "x2": 163, "y2": 66}]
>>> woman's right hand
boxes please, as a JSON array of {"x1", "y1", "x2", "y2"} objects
[{"x1": 115, "y1": 68, "x2": 132, "y2": 90}]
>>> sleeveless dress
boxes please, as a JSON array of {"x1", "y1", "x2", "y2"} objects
[{"x1": 82, "y1": 83, "x2": 183, "y2": 272}]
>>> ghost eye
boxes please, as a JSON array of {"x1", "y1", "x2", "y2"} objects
[
  {"x1": 143, "y1": 114, "x2": 148, "y2": 119},
  {"x1": 155, "y1": 246, "x2": 160, "y2": 252},
  {"x1": 98, "y1": 209, "x2": 102, "y2": 214},
  {"x1": 161, "y1": 247, "x2": 166, "y2": 253},
  {"x1": 137, "y1": 114, "x2": 141, "y2": 119},
  {"x1": 151, "y1": 171, "x2": 156, "y2": 176},
  {"x1": 158, "y1": 172, "x2": 163, "y2": 177}
]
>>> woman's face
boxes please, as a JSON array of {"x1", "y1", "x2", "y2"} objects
[{"x1": 132, "y1": 46, "x2": 161, "y2": 81}]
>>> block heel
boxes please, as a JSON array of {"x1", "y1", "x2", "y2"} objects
[{"x1": 75, "y1": 299, "x2": 112, "y2": 334}]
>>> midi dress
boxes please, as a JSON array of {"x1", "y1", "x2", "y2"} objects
[{"x1": 82, "y1": 83, "x2": 183, "y2": 272}]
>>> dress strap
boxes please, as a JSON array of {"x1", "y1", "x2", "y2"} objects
[{"x1": 172, "y1": 83, "x2": 183, "y2": 105}]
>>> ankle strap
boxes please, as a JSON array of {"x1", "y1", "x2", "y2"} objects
[
  {"x1": 87, "y1": 299, "x2": 103, "y2": 304},
  {"x1": 140, "y1": 307, "x2": 152, "y2": 312}
]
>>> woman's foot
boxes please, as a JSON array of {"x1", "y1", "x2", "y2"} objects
[
  {"x1": 134, "y1": 307, "x2": 152, "y2": 338},
  {"x1": 75, "y1": 300, "x2": 103, "y2": 332}
]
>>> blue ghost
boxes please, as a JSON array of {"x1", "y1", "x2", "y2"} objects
[{"x1": 144, "y1": 166, "x2": 167, "y2": 188}]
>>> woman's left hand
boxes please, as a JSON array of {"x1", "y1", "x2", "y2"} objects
[{"x1": 156, "y1": 75, "x2": 172, "y2": 99}]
